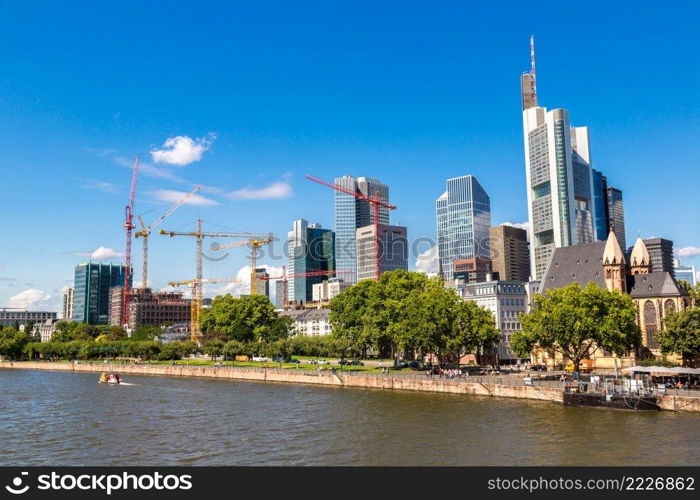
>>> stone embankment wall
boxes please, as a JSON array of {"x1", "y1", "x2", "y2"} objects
[{"x1": 3, "y1": 361, "x2": 699, "y2": 412}]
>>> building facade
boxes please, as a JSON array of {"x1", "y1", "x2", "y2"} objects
[
  {"x1": 287, "y1": 219, "x2": 335, "y2": 303},
  {"x1": 674, "y1": 260, "x2": 697, "y2": 286},
  {"x1": 436, "y1": 175, "x2": 491, "y2": 281},
  {"x1": 254, "y1": 268, "x2": 270, "y2": 297},
  {"x1": 278, "y1": 308, "x2": 332, "y2": 336},
  {"x1": 334, "y1": 176, "x2": 390, "y2": 284},
  {"x1": 458, "y1": 279, "x2": 528, "y2": 361},
  {"x1": 453, "y1": 258, "x2": 493, "y2": 284},
  {"x1": 62, "y1": 288, "x2": 74, "y2": 321},
  {"x1": 606, "y1": 187, "x2": 626, "y2": 251},
  {"x1": 489, "y1": 225, "x2": 530, "y2": 282},
  {"x1": 521, "y1": 44, "x2": 600, "y2": 280},
  {"x1": 0, "y1": 309, "x2": 57, "y2": 327},
  {"x1": 356, "y1": 224, "x2": 408, "y2": 281},
  {"x1": 72, "y1": 262, "x2": 127, "y2": 325},
  {"x1": 312, "y1": 278, "x2": 351, "y2": 303},
  {"x1": 637, "y1": 238, "x2": 675, "y2": 277},
  {"x1": 109, "y1": 287, "x2": 190, "y2": 329}
]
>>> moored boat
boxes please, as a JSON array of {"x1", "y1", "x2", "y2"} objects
[{"x1": 99, "y1": 373, "x2": 123, "y2": 385}]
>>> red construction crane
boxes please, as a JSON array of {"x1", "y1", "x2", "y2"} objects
[
  {"x1": 121, "y1": 156, "x2": 140, "y2": 327},
  {"x1": 259, "y1": 266, "x2": 352, "y2": 307},
  {"x1": 306, "y1": 174, "x2": 396, "y2": 280}
]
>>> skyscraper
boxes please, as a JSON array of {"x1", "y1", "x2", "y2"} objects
[
  {"x1": 489, "y1": 225, "x2": 530, "y2": 282},
  {"x1": 334, "y1": 176, "x2": 389, "y2": 283},
  {"x1": 356, "y1": 224, "x2": 408, "y2": 281},
  {"x1": 592, "y1": 170, "x2": 626, "y2": 250},
  {"x1": 287, "y1": 219, "x2": 335, "y2": 303},
  {"x1": 254, "y1": 268, "x2": 270, "y2": 298},
  {"x1": 436, "y1": 175, "x2": 491, "y2": 281},
  {"x1": 674, "y1": 260, "x2": 697, "y2": 286},
  {"x1": 522, "y1": 38, "x2": 598, "y2": 279},
  {"x1": 72, "y1": 262, "x2": 127, "y2": 325},
  {"x1": 606, "y1": 187, "x2": 626, "y2": 251},
  {"x1": 636, "y1": 238, "x2": 675, "y2": 276},
  {"x1": 62, "y1": 288, "x2": 74, "y2": 321}
]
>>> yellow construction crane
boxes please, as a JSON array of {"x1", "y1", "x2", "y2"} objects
[
  {"x1": 159, "y1": 219, "x2": 269, "y2": 341},
  {"x1": 135, "y1": 186, "x2": 201, "y2": 289},
  {"x1": 214, "y1": 236, "x2": 273, "y2": 294},
  {"x1": 168, "y1": 277, "x2": 242, "y2": 342}
]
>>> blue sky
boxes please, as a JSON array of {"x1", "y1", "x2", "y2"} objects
[{"x1": 1, "y1": 1, "x2": 699, "y2": 311}]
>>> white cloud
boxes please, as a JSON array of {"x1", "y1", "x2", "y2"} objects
[
  {"x1": 8, "y1": 289, "x2": 54, "y2": 310},
  {"x1": 113, "y1": 156, "x2": 186, "y2": 183},
  {"x1": 678, "y1": 246, "x2": 700, "y2": 258},
  {"x1": 83, "y1": 181, "x2": 120, "y2": 193},
  {"x1": 415, "y1": 245, "x2": 440, "y2": 275},
  {"x1": 151, "y1": 189, "x2": 220, "y2": 207},
  {"x1": 226, "y1": 180, "x2": 293, "y2": 201},
  {"x1": 70, "y1": 246, "x2": 124, "y2": 260},
  {"x1": 150, "y1": 134, "x2": 215, "y2": 166}
]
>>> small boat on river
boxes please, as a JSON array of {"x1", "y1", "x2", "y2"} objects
[{"x1": 99, "y1": 373, "x2": 123, "y2": 385}]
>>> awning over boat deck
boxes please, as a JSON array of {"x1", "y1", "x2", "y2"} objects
[{"x1": 622, "y1": 366, "x2": 700, "y2": 375}]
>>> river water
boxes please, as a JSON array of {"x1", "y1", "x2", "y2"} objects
[{"x1": 1, "y1": 370, "x2": 698, "y2": 466}]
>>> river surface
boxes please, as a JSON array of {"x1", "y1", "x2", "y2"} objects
[{"x1": 1, "y1": 369, "x2": 699, "y2": 466}]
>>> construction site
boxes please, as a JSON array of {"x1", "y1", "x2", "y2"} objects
[{"x1": 97, "y1": 159, "x2": 396, "y2": 344}]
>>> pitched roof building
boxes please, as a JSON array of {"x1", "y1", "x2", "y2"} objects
[{"x1": 541, "y1": 231, "x2": 690, "y2": 367}]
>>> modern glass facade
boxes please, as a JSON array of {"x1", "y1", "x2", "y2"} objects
[
  {"x1": 333, "y1": 176, "x2": 389, "y2": 283},
  {"x1": 287, "y1": 219, "x2": 335, "y2": 303},
  {"x1": 436, "y1": 175, "x2": 491, "y2": 281},
  {"x1": 674, "y1": 264, "x2": 696, "y2": 286},
  {"x1": 72, "y1": 262, "x2": 127, "y2": 325},
  {"x1": 606, "y1": 187, "x2": 626, "y2": 251},
  {"x1": 592, "y1": 169, "x2": 608, "y2": 240}
]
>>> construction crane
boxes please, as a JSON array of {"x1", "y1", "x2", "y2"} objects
[
  {"x1": 259, "y1": 266, "x2": 352, "y2": 308},
  {"x1": 168, "y1": 277, "x2": 242, "y2": 343},
  {"x1": 159, "y1": 220, "x2": 268, "y2": 340},
  {"x1": 306, "y1": 174, "x2": 397, "y2": 280},
  {"x1": 213, "y1": 236, "x2": 273, "y2": 294},
  {"x1": 135, "y1": 186, "x2": 201, "y2": 289},
  {"x1": 120, "y1": 156, "x2": 140, "y2": 327}
]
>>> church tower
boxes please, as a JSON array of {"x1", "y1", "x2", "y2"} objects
[
  {"x1": 629, "y1": 237, "x2": 651, "y2": 275},
  {"x1": 602, "y1": 229, "x2": 626, "y2": 293}
]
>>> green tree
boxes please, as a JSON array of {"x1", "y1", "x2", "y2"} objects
[
  {"x1": 200, "y1": 294, "x2": 287, "y2": 342},
  {"x1": 222, "y1": 340, "x2": 247, "y2": 360},
  {"x1": 0, "y1": 328, "x2": 31, "y2": 360},
  {"x1": 203, "y1": 339, "x2": 225, "y2": 360},
  {"x1": 130, "y1": 325, "x2": 162, "y2": 341},
  {"x1": 511, "y1": 283, "x2": 641, "y2": 372},
  {"x1": 656, "y1": 307, "x2": 700, "y2": 366}
]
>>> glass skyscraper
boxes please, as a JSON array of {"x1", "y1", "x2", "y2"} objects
[
  {"x1": 521, "y1": 42, "x2": 600, "y2": 279},
  {"x1": 287, "y1": 219, "x2": 335, "y2": 303},
  {"x1": 435, "y1": 175, "x2": 491, "y2": 281},
  {"x1": 72, "y1": 262, "x2": 127, "y2": 324},
  {"x1": 333, "y1": 176, "x2": 389, "y2": 283}
]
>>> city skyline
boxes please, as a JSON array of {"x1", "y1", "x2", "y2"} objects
[{"x1": 1, "y1": 1, "x2": 699, "y2": 312}]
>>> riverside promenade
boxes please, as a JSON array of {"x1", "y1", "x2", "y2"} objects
[{"x1": 3, "y1": 361, "x2": 700, "y2": 412}]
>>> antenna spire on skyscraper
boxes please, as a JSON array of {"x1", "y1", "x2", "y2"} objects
[{"x1": 530, "y1": 35, "x2": 537, "y2": 101}]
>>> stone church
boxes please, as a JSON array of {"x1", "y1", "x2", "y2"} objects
[{"x1": 538, "y1": 230, "x2": 689, "y2": 369}]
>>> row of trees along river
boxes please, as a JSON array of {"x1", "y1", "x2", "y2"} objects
[{"x1": 1, "y1": 270, "x2": 699, "y2": 368}]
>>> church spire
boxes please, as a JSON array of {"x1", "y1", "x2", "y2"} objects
[
  {"x1": 629, "y1": 236, "x2": 651, "y2": 274},
  {"x1": 603, "y1": 229, "x2": 626, "y2": 293}
]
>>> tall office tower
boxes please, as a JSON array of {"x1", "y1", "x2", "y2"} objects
[
  {"x1": 592, "y1": 170, "x2": 626, "y2": 250},
  {"x1": 287, "y1": 219, "x2": 335, "y2": 303},
  {"x1": 334, "y1": 176, "x2": 389, "y2": 283},
  {"x1": 72, "y1": 262, "x2": 128, "y2": 325},
  {"x1": 592, "y1": 170, "x2": 609, "y2": 239},
  {"x1": 61, "y1": 288, "x2": 74, "y2": 321},
  {"x1": 274, "y1": 280, "x2": 286, "y2": 308},
  {"x1": 606, "y1": 187, "x2": 626, "y2": 251},
  {"x1": 356, "y1": 224, "x2": 408, "y2": 281},
  {"x1": 254, "y1": 268, "x2": 270, "y2": 298},
  {"x1": 489, "y1": 225, "x2": 530, "y2": 282},
  {"x1": 436, "y1": 175, "x2": 491, "y2": 281},
  {"x1": 521, "y1": 38, "x2": 598, "y2": 279},
  {"x1": 638, "y1": 238, "x2": 675, "y2": 276}
]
